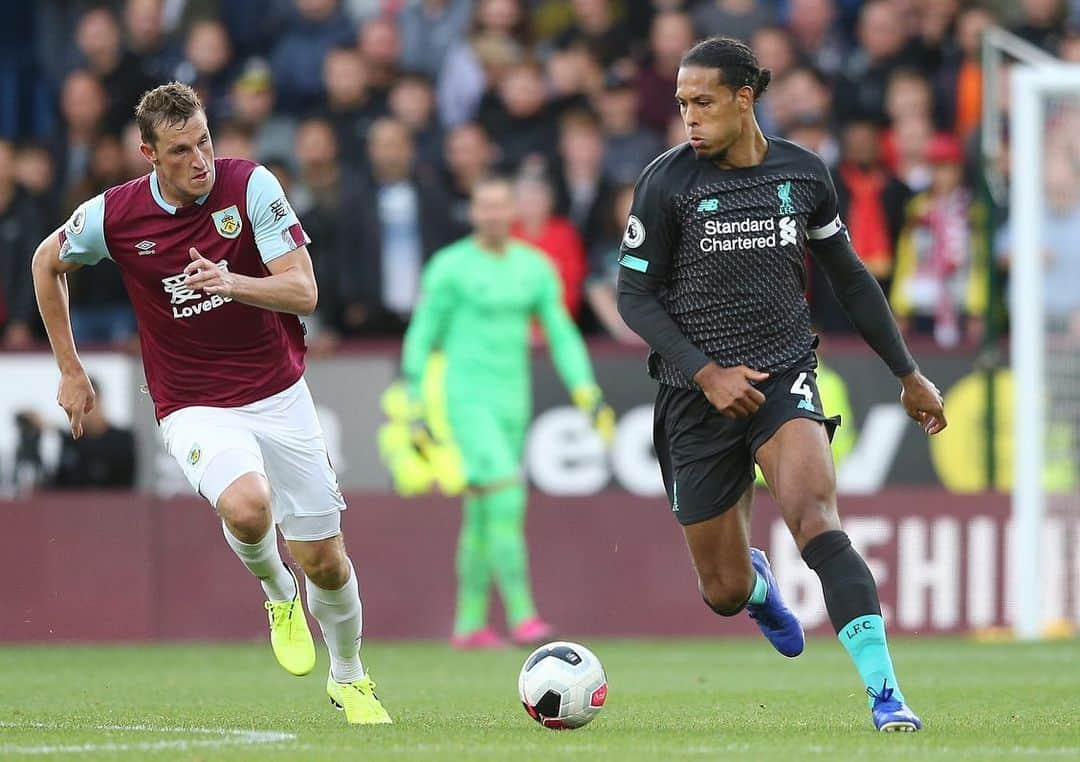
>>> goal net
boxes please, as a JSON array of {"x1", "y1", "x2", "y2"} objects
[{"x1": 1008, "y1": 62, "x2": 1080, "y2": 640}]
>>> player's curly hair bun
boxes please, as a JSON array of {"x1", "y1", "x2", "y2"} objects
[{"x1": 681, "y1": 36, "x2": 771, "y2": 100}]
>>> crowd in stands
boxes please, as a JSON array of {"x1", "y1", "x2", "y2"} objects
[{"x1": 1, "y1": 0, "x2": 1079, "y2": 355}]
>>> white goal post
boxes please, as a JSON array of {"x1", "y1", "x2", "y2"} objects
[{"x1": 1009, "y1": 63, "x2": 1080, "y2": 641}]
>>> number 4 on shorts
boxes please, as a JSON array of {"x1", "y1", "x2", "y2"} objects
[{"x1": 790, "y1": 372, "x2": 816, "y2": 412}]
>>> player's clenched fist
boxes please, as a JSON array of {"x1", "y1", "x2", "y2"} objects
[
  {"x1": 693, "y1": 362, "x2": 770, "y2": 419},
  {"x1": 899, "y1": 370, "x2": 947, "y2": 435},
  {"x1": 184, "y1": 247, "x2": 236, "y2": 297}
]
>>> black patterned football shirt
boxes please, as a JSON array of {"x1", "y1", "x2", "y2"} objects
[{"x1": 619, "y1": 138, "x2": 844, "y2": 388}]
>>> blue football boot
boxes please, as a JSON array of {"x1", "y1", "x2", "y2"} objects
[
  {"x1": 869, "y1": 681, "x2": 922, "y2": 732},
  {"x1": 747, "y1": 547, "x2": 805, "y2": 657}
]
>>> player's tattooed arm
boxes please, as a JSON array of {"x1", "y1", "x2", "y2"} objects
[{"x1": 184, "y1": 246, "x2": 318, "y2": 315}]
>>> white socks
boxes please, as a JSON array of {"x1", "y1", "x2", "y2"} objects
[
  {"x1": 221, "y1": 522, "x2": 296, "y2": 603},
  {"x1": 306, "y1": 562, "x2": 365, "y2": 683}
]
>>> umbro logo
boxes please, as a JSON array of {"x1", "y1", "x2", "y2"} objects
[{"x1": 135, "y1": 240, "x2": 156, "y2": 256}]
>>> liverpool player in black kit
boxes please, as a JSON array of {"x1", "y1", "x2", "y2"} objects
[{"x1": 617, "y1": 37, "x2": 945, "y2": 732}]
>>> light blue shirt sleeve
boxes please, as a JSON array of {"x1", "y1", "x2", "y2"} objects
[
  {"x1": 58, "y1": 194, "x2": 110, "y2": 265},
  {"x1": 245, "y1": 165, "x2": 310, "y2": 264}
]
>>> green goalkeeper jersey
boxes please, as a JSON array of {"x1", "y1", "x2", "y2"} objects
[{"x1": 402, "y1": 236, "x2": 596, "y2": 409}]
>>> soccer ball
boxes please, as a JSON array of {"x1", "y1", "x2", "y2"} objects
[{"x1": 518, "y1": 641, "x2": 607, "y2": 729}]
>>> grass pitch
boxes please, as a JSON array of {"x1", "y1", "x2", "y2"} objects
[{"x1": 1, "y1": 637, "x2": 1077, "y2": 761}]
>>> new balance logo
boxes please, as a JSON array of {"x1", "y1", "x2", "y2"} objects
[
  {"x1": 778, "y1": 216, "x2": 798, "y2": 247},
  {"x1": 162, "y1": 260, "x2": 233, "y2": 318},
  {"x1": 696, "y1": 198, "x2": 719, "y2": 213},
  {"x1": 135, "y1": 240, "x2": 156, "y2": 256}
]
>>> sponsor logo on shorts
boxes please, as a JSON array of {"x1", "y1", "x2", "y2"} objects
[{"x1": 188, "y1": 443, "x2": 201, "y2": 466}]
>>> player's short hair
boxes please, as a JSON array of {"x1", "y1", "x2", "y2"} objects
[
  {"x1": 134, "y1": 82, "x2": 204, "y2": 146},
  {"x1": 681, "y1": 36, "x2": 772, "y2": 100}
]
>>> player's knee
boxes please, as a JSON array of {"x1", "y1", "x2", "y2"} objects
[
  {"x1": 300, "y1": 547, "x2": 350, "y2": 590},
  {"x1": 790, "y1": 505, "x2": 841, "y2": 549},
  {"x1": 699, "y1": 574, "x2": 753, "y2": 617},
  {"x1": 217, "y1": 475, "x2": 272, "y2": 543}
]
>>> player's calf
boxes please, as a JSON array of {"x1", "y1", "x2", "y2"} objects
[{"x1": 698, "y1": 572, "x2": 754, "y2": 616}]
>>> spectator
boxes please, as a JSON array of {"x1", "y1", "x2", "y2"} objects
[
  {"x1": 120, "y1": 122, "x2": 149, "y2": 181},
  {"x1": 270, "y1": 0, "x2": 355, "y2": 115},
  {"x1": 551, "y1": 0, "x2": 634, "y2": 68},
  {"x1": 554, "y1": 110, "x2": 615, "y2": 254},
  {"x1": 692, "y1": 0, "x2": 774, "y2": 42},
  {"x1": 786, "y1": 0, "x2": 847, "y2": 78},
  {"x1": 635, "y1": 11, "x2": 695, "y2": 135},
  {"x1": 478, "y1": 61, "x2": 559, "y2": 173},
  {"x1": 357, "y1": 16, "x2": 403, "y2": 100},
  {"x1": 287, "y1": 118, "x2": 358, "y2": 351},
  {"x1": 750, "y1": 25, "x2": 800, "y2": 84},
  {"x1": 13, "y1": 141, "x2": 59, "y2": 224},
  {"x1": 14, "y1": 378, "x2": 136, "y2": 490},
  {"x1": 344, "y1": 117, "x2": 459, "y2": 335},
  {"x1": 438, "y1": 0, "x2": 529, "y2": 127},
  {"x1": 890, "y1": 113, "x2": 935, "y2": 192},
  {"x1": 766, "y1": 66, "x2": 832, "y2": 137},
  {"x1": 584, "y1": 182, "x2": 643, "y2": 344},
  {"x1": 64, "y1": 136, "x2": 137, "y2": 348},
  {"x1": 225, "y1": 58, "x2": 297, "y2": 165},
  {"x1": 891, "y1": 134, "x2": 987, "y2": 347},
  {"x1": 175, "y1": 19, "x2": 237, "y2": 118},
  {"x1": 123, "y1": 0, "x2": 182, "y2": 84},
  {"x1": 74, "y1": 6, "x2": 155, "y2": 134},
  {"x1": 811, "y1": 120, "x2": 911, "y2": 331},
  {"x1": 511, "y1": 172, "x2": 587, "y2": 319},
  {"x1": 398, "y1": 0, "x2": 473, "y2": 79},
  {"x1": 998, "y1": 157, "x2": 1080, "y2": 336},
  {"x1": 442, "y1": 122, "x2": 498, "y2": 229},
  {"x1": 545, "y1": 46, "x2": 605, "y2": 114},
  {"x1": 942, "y1": 4, "x2": 997, "y2": 138},
  {"x1": 593, "y1": 71, "x2": 663, "y2": 185},
  {"x1": 213, "y1": 121, "x2": 257, "y2": 161},
  {"x1": 388, "y1": 73, "x2": 444, "y2": 176},
  {"x1": 0, "y1": 139, "x2": 44, "y2": 347},
  {"x1": 55, "y1": 71, "x2": 107, "y2": 196},
  {"x1": 320, "y1": 47, "x2": 386, "y2": 171},
  {"x1": 1012, "y1": 0, "x2": 1065, "y2": 51},
  {"x1": 834, "y1": 0, "x2": 920, "y2": 124},
  {"x1": 786, "y1": 114, "x2": 838, "y2": 166}
]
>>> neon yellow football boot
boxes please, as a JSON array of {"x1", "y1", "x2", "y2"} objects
[
  {"x1": 326, "y1": 674, "x2": 393, "y2": 724},
  {"x1": 263, "y1": 568, "x2": 316, "y2": 676}
]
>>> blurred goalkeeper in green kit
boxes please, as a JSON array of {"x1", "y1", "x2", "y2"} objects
[{"x1": 400, "y1": 175, "x2": 614, "y2": 649}]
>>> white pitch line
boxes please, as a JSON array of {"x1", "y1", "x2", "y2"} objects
[{"x1": 0, "y1": 720, "x2": 296, "y2": 756}]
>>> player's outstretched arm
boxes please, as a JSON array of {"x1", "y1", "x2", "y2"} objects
[
  {"x1": 184, "y1": 246, "x2": 317, "y2": 315},
  {"x1": 809, "y1": 232, "x2": 947, "y2": 434},
  {"x1": 401, "y1": 255, "x2": 454, "y2": 398},
  {"x1": 31, "y1": 229, "x2": 96, "y2": 439},
  {"x1": 534, "y1": 266, "x2": 615, "y2": 440}
]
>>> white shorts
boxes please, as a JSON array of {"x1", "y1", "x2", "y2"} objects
[{"x1": 159, "y1": 377, "x2": 347, "y2": 541}]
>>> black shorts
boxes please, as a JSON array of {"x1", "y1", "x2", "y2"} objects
[{"x1": 653, "y1": 353, "x2": 840, "y2": 526}]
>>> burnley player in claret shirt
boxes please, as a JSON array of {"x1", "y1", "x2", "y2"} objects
[{"x1": 31, "y1": 82, "x2": 391, "y2": 725}]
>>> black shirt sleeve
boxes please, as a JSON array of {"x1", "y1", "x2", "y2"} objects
[
  {"x1": 616, "y1": 157, "x2": 713, "y2": 381},
  {"x1": 806, "y1": 157, "x2": 917, "y2": 377}
]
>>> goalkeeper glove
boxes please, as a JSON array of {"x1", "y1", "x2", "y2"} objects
[{"x1": 572, "y1": 384, "x2": 616, "y2": 444}]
